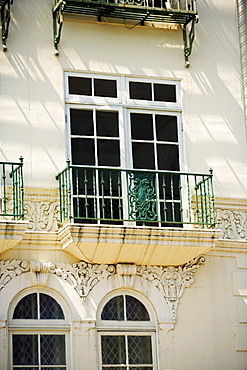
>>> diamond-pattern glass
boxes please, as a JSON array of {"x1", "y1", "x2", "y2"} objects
[
  {"x1": 41, "y1": 335, "x2": 66, "y2": 365},
  {"x1": 13, "y1": 293, "x2": 37, "y2": 319},
  {"x1": 41, "y1": 368, "x2": 66, "y2": 370},
  {"x1": 13, "y1": 335, "x2": 38, "y2": 365},
  {"x1": 126, "y1": 296, "x2": 150, "y2": 321},
  {"x1": 131, "y1": 367, "x2": 153, "y2": 369},
  {"x1": 102, "y1": 368, "x2": 125, "y2": 370},
  {"x1": 101, "y1": 336, "x2": 126, "y2": 365},
  {"x1": 101, "y1": 296, "x2": 124, "y2": 320},
  {"x1": 13, "y1": 368, "x2": 39, "y2": 370},
  {"x1": 128, "y1": 336, "x2": 152, "y2": 365},
  {"x1": 40, "y1": 294, "x2": 64, "y2": 319}
]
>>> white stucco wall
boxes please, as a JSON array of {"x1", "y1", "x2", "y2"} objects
[{"x1": 0, "y1": 0, "x2": 246, "y2": 198}]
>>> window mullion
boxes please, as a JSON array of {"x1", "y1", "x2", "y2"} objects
[
  {"x1": 125, "y1": 334, "x2": 129, "y2": 370},
  {"x1": 37, "y1": 293, "x2": 40, "y2": 320},
  {"x1": 38, "y1": 334, "x2": 41, "y2": 369}
]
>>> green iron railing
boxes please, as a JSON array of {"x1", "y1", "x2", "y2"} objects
[
  {"x1": 0, "y1": 157, "x2": 24, "y2": 220},
  {"x1": 56, "y1": 162, "x2": 215, "y2": 228}
]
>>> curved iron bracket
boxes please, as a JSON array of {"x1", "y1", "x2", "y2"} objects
[
  {"x1": 0, "y1": 0, "x2": 12, "y2": 51},
  {"x1": 182, "y1": 15, "x2": 198, "y2": 68},
  {"x1": 53, "y1": 0, "x2": 66, "y2": 56}
]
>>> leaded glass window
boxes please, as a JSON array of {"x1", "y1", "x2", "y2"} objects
[
  {"x1": 13, "y1": 293, "x2": 64, "y2": 320},
  {"x1": 12, "y1": 334, "x2": 66, "y2": 369},
  {"x1": 10, "y1": 292, "x2": 68, "y2": 370},
  {"x1": 101, "y1": 295, "x2": 150, "y2": 321},
  {"x1": 99, "y1": 294, "x2": 155, "y2": 369}
]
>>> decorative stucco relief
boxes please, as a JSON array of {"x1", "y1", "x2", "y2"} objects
[
  {"x1": 216, "y1": 209, "x2": 247, "y2": 240},
  {"x1": 0, "y1": 260, "x2": 29, "y2": 290},
  {"x1": 24, "y1": 201, "x2": 60, "y2": 232},
  {"x1": 0, "y1": 257, "x2": 205, "y2": 321},
  {"x1": 136, "y1": 256, "x2": 205, "y2": 320}
]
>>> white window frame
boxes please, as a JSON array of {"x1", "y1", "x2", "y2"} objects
[
  {"x1": 125, "y1": 76, "x2": 181, "y2": 110},
  {"x1": 97, "y1": 291, "x2": 158, "y2": 370},
  {"x1": 65, "y1": 72, "x2": 188, "y2": 225},
  {"x1": 8, "y1": 289, "x2": 71, "y2": 370},
  {"x1": 65, "y1": 72, "x2": 183, "y2": 171},
  {"x1": 65, "y1": 72, "x2": 122, "y2": 106}
]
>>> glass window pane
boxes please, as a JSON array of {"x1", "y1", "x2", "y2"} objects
[
  {"x1": 129, "y1": 82, "x2": 152, "y2": 100},
  {"x1": 156, "y1": 115, "x2": 178, "y2": 142},
  {"x1": 157, "y1": 144, "x2": 180, "y2": 171},
  {"x1": 132, "y1": 142, "x2": 155, "y2": 169},
  {"x1": 41, "y1": 335, "x2": 66, "y2": 365},
  {"x1": 101, "y1": 336, "x2": 126, "y2": 365},
  {"x1": 128, "y1": 336, "x2": 152, "y2": 365},
  {"x1": 73, "y1": 197, "x2": 98, "y2": 223},
  {"x1": 41, "y1": 368, "x2": 66, "y2": 370},
  {"x1": 131, "y1": 113, "x2": 153, "y2": 140},
  {"x1": 126, "y1": 296, "x2": 150, "y2": 321},
  {"x1": 154, "y1": 83, "x2": 176, "y2": 102},
  {"x1": 101, "y1": 295, "x2": 124, "y2": 320},
  {"x1": 71, "y1": 138, "x2": 95, "y2": 165},
  {"x1": 68, "y1": 76, "x2": 92, "y2": 95},
  {"x1": 40, "y1": 294, "x2": 64, "y2": 320},
  {"x1": 160, "y1": 201, "x2": 182, "y2": 225},
  {"x1": 13, "y1": 335, "x2": 38, "y2": 365},
  {"x1": 13, "y1": 368, "x2": 39, "y2": 370},
  {"x1": 96, "y1": 111, "x2": 119, "y2": 137},
  {"x1": 94, "y1": 79, "x2": 117, "y2": 98},
  {"x1": 131, "y1": 367, "x2": 153, "y2": 370},
  {"x1": 13, "y1": 293, "x2": 37, "y2": 319},
  {"x1": 97, "y1": 139, "x2": 120, "y2": 167},
  {"x1": 70, "y1": 109, "x2": 94, "y2": 136}
]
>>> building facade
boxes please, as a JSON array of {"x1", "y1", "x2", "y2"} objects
[{"x1": 0, "y1": 0, "x2": 247, "y2": 369}]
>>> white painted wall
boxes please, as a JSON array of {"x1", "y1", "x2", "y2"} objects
[{"x1": 0, "y1": 0, "x2": 246, "y2": 198}]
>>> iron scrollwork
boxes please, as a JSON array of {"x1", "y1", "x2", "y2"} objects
[{"x1": 127, "y1": 171, "x2": 158, "y2": 222}]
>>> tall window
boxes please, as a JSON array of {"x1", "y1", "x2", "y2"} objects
[
  {"x1": 98, "y1": 293, "x2": 156, "y2": 369},
  {"x1": 65, "y1": 73, "x2": 182, "y2": 226},
  {"x1": 9, "y1": 291, "x2": 69, "y2": 370}
]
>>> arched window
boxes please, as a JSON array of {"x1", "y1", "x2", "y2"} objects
[
  {"x1": 98, "y1": 292, "x2": 156, "y2": 370},
  {"x1": 9, "y1": 291, "x2": 70, "y2": 370}
]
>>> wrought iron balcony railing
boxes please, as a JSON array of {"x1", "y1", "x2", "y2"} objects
[
  {"x1": 0, "y1": 158, "x2": 24, "y2": 220},
  {"x1": 53, "y1": 0, "x2": 198, "y2": 66},
  {"x1": 56, "y1": 162, "x2": 215, "y2": 228}
]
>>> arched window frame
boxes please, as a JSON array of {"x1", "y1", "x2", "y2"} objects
[
  {"x1": 97, "y1": 290, "x2": 158, "y2": 370},
  {"x1": 8, "y1": 288, "x2": 71, "y2": 370}
]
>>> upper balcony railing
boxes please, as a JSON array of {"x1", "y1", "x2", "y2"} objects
[
  {"x1": 56, "y1": 163, "x2": 215, "y2": 229},
  {"x1": 0, "y1": 158, "x2": 24, "y2": 220},
  {"x1": 53, "y1": 0, "x2": 198, "y2": 66}
]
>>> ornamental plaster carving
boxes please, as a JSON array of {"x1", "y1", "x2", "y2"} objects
[
  {"x1": 49, "y1": 262, "x2": 116, "y2": 298},
  {"x1": 136, "y1": 256, "x2": 205, "y2": 321},
  {"x1": 24, "y1": 200, "x2": 60, "y2": 232},
  {"x1": 216, "y1": 209, "x2": 247, "y2": 240},
  {"x1": 0, "y1": 260, "x2": 29, "y2": 290},
  {"x1": 0, "y1": 258, "x2": 205, "y2": 321}
]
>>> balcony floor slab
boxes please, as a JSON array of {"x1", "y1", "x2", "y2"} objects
[{"x1": 58, "y1": 223, "x2": 221, "y2": 266}]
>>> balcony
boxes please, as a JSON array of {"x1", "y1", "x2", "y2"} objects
[
  {"x1": 56, "y1": 164, "x2": 219, "y2": 266},
  {"x1": 53, "y1": 0, "x2": 198, "y2": 66},
  {"x1": 0, "y1": 158, "x2": 27, "y2": 254}
]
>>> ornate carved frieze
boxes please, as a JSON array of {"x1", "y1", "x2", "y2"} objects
[
  {"x1": 136, "y1": 256, "x2": 205, "y2": 320},
  {"x1": 0, "y1": 260, "x2": 29, "y2": 290},
  {"x1": 49, "y1": 262, "x2": 116, "y2": 298},
  {"x1": 0, "y1": 257, "x2": 205, "y2": 321},
  {"x1": 216, "y1": 209, "x2": 247, "y2": 240},
  {"x1": 24, "y1": 200, "x2": 60, "y2": 232}
]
